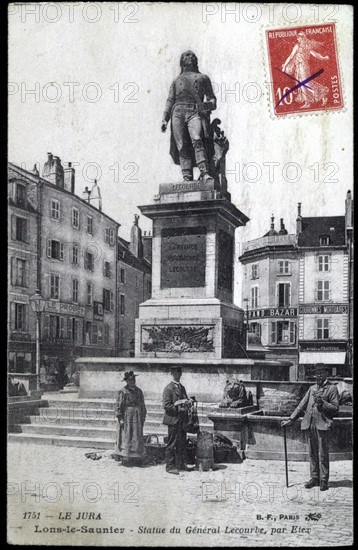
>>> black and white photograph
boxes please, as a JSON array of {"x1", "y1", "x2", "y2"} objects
[{"x1": 7, "y1": 2, "x2": 353, "y2": 546}]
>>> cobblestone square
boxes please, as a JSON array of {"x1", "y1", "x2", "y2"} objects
[{"x1": 7, "y1": 442, "x2": 353, "y2": 546}]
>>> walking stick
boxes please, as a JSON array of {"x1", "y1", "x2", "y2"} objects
[{"x1": 283, "y1": 426, "x2": 289, "y2": 488}]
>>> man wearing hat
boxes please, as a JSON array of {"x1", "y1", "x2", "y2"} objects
[
  {"x1": 163, "y1": 366, "x2": 192, "y2": 475},
  {"x1": 282, "y1": 363, "x2": 339, "y2": 491},
  {"x1": 114, "y1": 371, "x2": 147, "y2": 466}
]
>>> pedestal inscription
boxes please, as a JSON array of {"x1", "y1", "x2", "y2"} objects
[
  {"x1": 141, "y1": 324, "x2": 215, "y2": 353},
  {"x1": 161, "y1": 226, "x2": 206, "y2": 288},
  {"x1": 218, "y1": 230, "x2": 234, "y2": 292}
]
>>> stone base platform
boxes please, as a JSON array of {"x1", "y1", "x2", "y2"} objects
[{"x1": 75, "y1": 357, "x2": 292, "y2": 401}]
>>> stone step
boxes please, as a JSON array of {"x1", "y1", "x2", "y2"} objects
[
  {"x1": 8, "y1": 432, "x2": 115, "y2": 450},
  {"x1": 32, "y1": 407, "x2": 212, "y2": 420},
  {"x1": 27, "y1": 415, "x2": 214, "y2": 430}
]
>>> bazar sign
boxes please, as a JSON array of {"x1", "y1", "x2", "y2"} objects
[
  {"x1": 299, "y1": 304, "x2": 348, "y2": 315},
  {"x1": 45, "y1": 300, "x2": 85, "y2": 317},
  {"x1": 249, "y1": 307, "x2": 297, "y2": 318}
]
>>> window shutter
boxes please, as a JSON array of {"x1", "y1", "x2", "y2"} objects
[
  {"x1": 271, "y1": 321, "x2": 277, "y2": 344},
  {"x1": 60, "y1": 317, "x2": 65, "y2": 338},
  {"x1": 24, "y1": 305, "x2": 28, "y2": 332},
  {"x1": 103, "y1": 261, "x2": 106, "y2": 276},
  {"x1": 11, "y1": 215, "x2": 16, "y2": 240},
  {"x1": 289, "y1": 322, "x2": 295, "y2": 344},
  {"x1": 47, "y1": 240, "x2": 52, "y2": 258},
  {"x1": 43, "y1": 315, "x2": 50, "y2": 339},
  {"x1": 11, "y1": 257, "x2": 15, "y2": 286},
  {"x1": 58, "y1": 277, "x2": 61, "y2": 300},
  {"x1": 60, "y1": 243, "x2": 64, "y2": 261},
  {"x1": 25, "y1": 260, "x2": 29, "y2": 288},
  {"x1": 10, "y1": 302, "x2": 16, "y2": 331},
  {"x1": 24, "y1": 219, "x2": 29, "y2": 243},
  {"x1": 110, "y1": 291, "x2": 114, "y2": 312},
  {"x1": 103, "y1": 288, "x2": 106, "y2": 307}
]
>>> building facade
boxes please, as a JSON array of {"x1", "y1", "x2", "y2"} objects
[
  {"x1": 240, "y1": 217, "x2": 299, "y2": 379},
  {"x1": 240, "y1": 192, "x2": 353, "y2": 381},
  {"x1": 8, "y1": 154, "x2": 119, "y2": 387},
  {"x1": 116, "y1": 218, "x2": 152, "y2": 356},
  {"x1": 296, "y1": 200, "x2": 352, "y2": 379},
  {"x1": 8, "y1": 165, "x2": 40, "y2": 373}
]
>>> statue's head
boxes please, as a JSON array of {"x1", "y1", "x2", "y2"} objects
[{"x1": 180, "y1": 50, "x2": 199, "y2": 73}]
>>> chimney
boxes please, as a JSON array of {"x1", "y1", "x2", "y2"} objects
[
  {"x1": 279, "y1": 218, "x2": 288, "y2": 235},
  {"x1": 345, "y1": 190, "x2": 353, "y2": 231},
  {"x1": 142, "y1": 230, "x2": 152, "y2": 264},
  {"x1": 83, "y1": 186, "x2": 91, "y2": 203},
  {"x1": 42, "y1": 152, "x2": 64, "y2": 187},
  {"x1": 268, "y1": 214, "x2": 276, "y2": 235},
  {"x1": 32, "y1": 164, "x2": 39, "y2": 176},
  {"x1": 90, "y1": 179, "x2": 102, "y2": 211},
  {"x1": 129, "y1": 214, "x2": 143, "y2": 259},
  {"x1": 64, "y1": 162, "x2": 75, "y2": 193},
  {"x1": 296, "y1": 202, "x2": 302, "y2": 235}
]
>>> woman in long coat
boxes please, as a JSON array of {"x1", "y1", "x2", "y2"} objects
[{"x1": 114, "y1": 371, "x2": 147, "y2": 466}]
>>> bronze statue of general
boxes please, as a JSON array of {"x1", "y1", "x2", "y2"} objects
[{"x1": 161, "y1": 51, "x2": 217, "y2": 182}]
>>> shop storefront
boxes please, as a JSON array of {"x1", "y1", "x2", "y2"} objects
[{"x1": 298, "y1": 341, "x2": 349, "y2": 380}]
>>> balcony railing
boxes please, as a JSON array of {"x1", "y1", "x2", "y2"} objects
[{"x1": 241, "y1": 234, "x2": 297, "y2": 254}]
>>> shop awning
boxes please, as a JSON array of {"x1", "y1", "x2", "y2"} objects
[{"x1": 299, "y1": 352, "x2": 346, "y2": 365}]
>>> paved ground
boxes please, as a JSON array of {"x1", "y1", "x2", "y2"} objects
[{"x1": 7, "y1": 442, "x2": 353, "y2": 546}]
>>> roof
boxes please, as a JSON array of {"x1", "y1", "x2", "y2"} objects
[
  {"x1": 8, "y1": 162, "x2": 120, "y2": 228},
  {"x1": 298, "y1": 216, "x2": 346, "y2": 247},
  {"x1": 117, "y1": 239, "x2": 151, "y2": 273}
]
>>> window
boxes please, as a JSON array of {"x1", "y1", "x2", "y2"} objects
[
  {"x1": 15, "y1": 217, "x2": 27, "y2": 242},
  {"x1": 47, "y1": 239, "x2": 64, "y2": 261},
  {"x1": 271, "y1": 321, "x2": 296, "y2": 344},
  {"x1": 318, "y1": 255, "x2": 330, "y2": 272},
  {"x1": 249, "y1": 322, "x2": 261, "y2": 337},
  {"x1": 50, "y1": 274, "x2": 60, "y2": 299},
  {"x1": 120, "y1": 268, "x2": 125, "y2": 284},
  {"x1": 68, "y1": 318, "x2": 80, "y2": 342},
  {"x1": 51, "y1": 199, "x2": 60, "y2": 220},
  {"x1": 104, "y1": 324, "x2": 110, "y2": 345},
  {"x1": 104, "y1": 261, "x2": 112, "y2": 278},
  {"x1": 316, "y1": 318, "x2": 330, "y2": 340},
  {"x1": 48, "y1": 315, "x2": 65, "y2": 338},
  {"x1": 250, "y1": 286, "x2": 259, "y2": 309},
  {"x1": 91, "y1": 323, "x2": 98, "y2": 345},
  {"x1": 97, "y1": 325, "x2": 103, "y2": 345},
  {"x1": 319, "y1": 236, "x2": 330, "y2": 246},
  {"x1": 146, "y1": 278, "x2": 151, "y2": 294},
  {"x1": 72, "y1": 245, "x2": 79, "y2": 265},
  {"x1": 105, "y1": 228, "x2": 115, "y2": 245},
  {"x1": 278, "y1": 260, "x2": 290, "y2": 274},
  {"x1": 14, "y1": 303, "x2": 26, "y2": 331},
  {"x1": 86, "y1": 283, "x2": 93, "y2": 306},
  {"x1": 84, "y1": 251, "x2": 94, "y2": 271},
  {"x1": 120, "y1": 294, "x2": 125, "y2": 315},
  {"x1": 85, "y1": 321, "x2": 92, "y2": 345},
  {"x1": 103, "y1": 289, "x2": 114, "y2": 312},
  {"x1": 87, "y1": 216, "x2": 93, "y2": 235},
  {"x1": 16, "y1": 184, "x2": 26, "y2": 206},
  {"x1": 72, "y1": 208, "x2": 79, "y2": 229},
  {"x1": 251, "y1": 264, "x2": 259, "y2": 279},
  {"x1": 277, "y1": 283, "x2": 290, "y2": 306},
  {"x1": 15, "y1": 259, "x2": 27, "y2": 287},
  {"x1": 316, "y1": 280, "x2": 331, "y2": 301},
  {"x1": 72, "y1": 279, "x2": 79, "y2": 303}
]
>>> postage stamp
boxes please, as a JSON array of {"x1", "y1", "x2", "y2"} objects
[{"x1": 265, "y1": 23, "x2": 343, "y2": 117}]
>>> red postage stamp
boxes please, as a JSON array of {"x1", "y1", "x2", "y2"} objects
[{"x1": 266, "y1": 23, "x2": 343, "y2": 117}]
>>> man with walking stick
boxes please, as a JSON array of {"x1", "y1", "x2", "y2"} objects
[{"x1": 281, "y1": 363, "x2": 339, "y2": 491}]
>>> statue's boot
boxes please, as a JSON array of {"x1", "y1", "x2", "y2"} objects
[
  {"x1": 197, "y1": 161, "x2": 211, "y2": 181},
  {"x1": 182, "y1": 169, "x2": 193, "y2": 181}
]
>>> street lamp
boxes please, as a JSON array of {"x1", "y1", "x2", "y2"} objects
[
  {"x1": 243, "y1": 298, "x2": 249, "y2": 350},
  {"x1": 30, "y1": 289, "x2": 46, "y2": 390}
]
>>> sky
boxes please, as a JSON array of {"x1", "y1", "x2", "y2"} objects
[{"x1": 8, "y1": 3, "x2": 353, "y2": 303}]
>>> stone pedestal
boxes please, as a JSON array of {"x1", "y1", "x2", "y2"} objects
[{"x1": 135, "y1": 179, "x2": 249, "y2": 358}]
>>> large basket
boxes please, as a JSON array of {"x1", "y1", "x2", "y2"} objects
[{"x1": 144, "y1": 434, "x2": 166, "y2": 461}]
